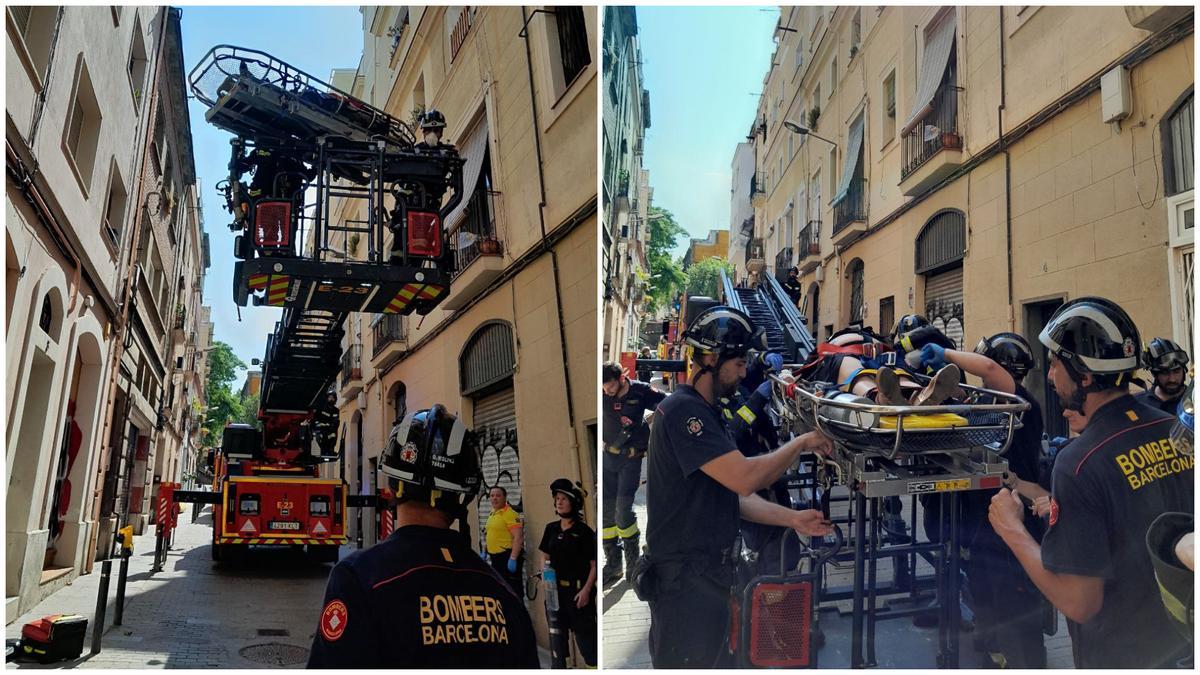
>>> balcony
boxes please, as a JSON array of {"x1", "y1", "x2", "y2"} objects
[
  {"x1": 797, "y1": 221, "x2": 821, "y2": 273},
  {"x1": 832, "y1": 177, "x2": 868, "y2": 246},
  {"x1": 773, "y1": 247, "x2": 794, "y2": 282},
  {"x1": 371, "y1": 314, "x2": 407, "y2": 370},
  {"x1": 339, "y1": 344, "x2": 362, "y2": 398},
  {"x1": 900, "y1": 84, "x2": 963, "y2": 196},
  {"x1": 443, "y1": 189, "x2": 505, "y2": 311},
  {"x1": 750, "y1": 173, "x2": 768, "y2": 208},
  {"x1": 746, "y1": 238, "x2": 766, "y2": 273}
]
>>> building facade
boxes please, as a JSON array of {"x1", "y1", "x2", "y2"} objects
[
  {"x1": 746, "y1": 5, "x2": 1192, "y2": 435},
  {"x1": 321, "y1": 5, "x2": 598, "y2": 647},
  {"x1": 602, "y1": 5, "x2": 653, "y2": 361},
  {"x1": 682, "y1": 229, "x2": 730, "y2": 269},
  {"x1": 729, "y1": 140, "x2": 756, "y2": 282},
  {"x1": 5, "y1": 6, "x2": 208, "y2": 620}
]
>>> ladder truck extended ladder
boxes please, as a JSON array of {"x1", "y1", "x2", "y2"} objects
[{"x1": 168, "y1": 45, "x2": 464, "y2": 563}]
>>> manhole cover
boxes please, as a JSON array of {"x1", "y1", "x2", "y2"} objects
[{"x1": 239, "y1": 642, "x2": 310, "y2": 666}]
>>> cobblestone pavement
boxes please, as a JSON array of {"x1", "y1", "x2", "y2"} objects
[
  {"x1": 602, "y1": 480, "x2": 1076, "y2": 669},
  {"x1": 7, "y1": 507, "x2": 551, "y2": 668}
]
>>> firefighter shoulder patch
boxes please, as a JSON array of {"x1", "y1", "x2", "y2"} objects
[
  {"x1": 685, "y1": 417, "x2": 704, "y2": 437},
  {"x1": 1048, "y1": 498, "x2": 1060, "y2": 527},
  {"x1": 320, "y1": 599, "x2": 348, "y2": 642}
]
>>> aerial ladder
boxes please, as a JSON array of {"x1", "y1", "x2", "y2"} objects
[{"x1": 167, "y1": 46, "x2": 463, "y2": 563}]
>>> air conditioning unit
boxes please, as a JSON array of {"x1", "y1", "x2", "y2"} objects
[{"x1": 814, "y1": 266, "x2": 825, "y2": 282}]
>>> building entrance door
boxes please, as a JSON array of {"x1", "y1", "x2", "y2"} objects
[{"x1": 1024, "y1": 299, "x2": 1066, "y2": 439}]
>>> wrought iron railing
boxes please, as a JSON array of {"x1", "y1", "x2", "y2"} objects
[
  {"x1": 372, "y1": 315, "x2": 405, "y2": 357},
  {"x1": 340, "y1": 344, "x2": 362, "y2": 388},
  {"x1": 751, "y1": 172, "x2": 768, "y2": 198},
  {"x1": 450, "y1": 188, "x2": 501, "y2": 278},
  {"x1": 746, "y1": 237, "x2": 765, "y2": 264},
  {"x1": 833, "y1": 177, "x2": 867, "y2": 235},
  {"x1": 798, "y1": 221, "x2": 820, "y2": 259},
  {"x1": 901, "y1": 84, "x2": 960, "y2": 179}
]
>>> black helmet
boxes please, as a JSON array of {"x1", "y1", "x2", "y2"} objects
[
  {"x1": 419, "y1": 109, "x2": 447, "y2": 131},
  {"x1": 1145, "y1": 512, "x2": 1194, "y2": 642},
  {"x1": 382, "y1": 405, "x2": 480, "y2": 509},
  {"x1": 893, "y1": 314, "x2": 929, "y2": 338},
  {"x1": 682, "y1": 306, "x2": 766, "y2": 357},
  {"x1": 1145, "y1": 338, "x2": 1190, "y2": 374},
  {"x1": 975, "y1": 332, "x2": 1036, "y2": 380},
  {"x1": 1038, "y1": 297, "x2": 1141, "y2": 377},
  {"x1": 1171, "y1": 381, "x2": 1193, "y2": 458},
  {"x1": 895, "y1": 324, "x2": 956, "y2": 354},
  {"x1": 550, "y1": 478, "x2": 586, "y2": 517}
]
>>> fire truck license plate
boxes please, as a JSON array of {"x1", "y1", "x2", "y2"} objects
[{"x1": 268, "y1": 521, "x2": 301, "y2": 531}]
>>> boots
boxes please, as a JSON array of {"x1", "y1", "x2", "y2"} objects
[
  {"x1": 622, "y1": 534, "x2": 641, "y2": 582},
  {"x1": 603, "y1": 539, "x2": 623, "y2": 587}
]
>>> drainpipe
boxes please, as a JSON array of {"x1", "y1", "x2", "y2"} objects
[
  {"x1": 999, "y1": 8, "x2": 1015, "y2": 330},
  {"x1": 520, "y1": 7, "x2": 583, "y2": 486},
  {"x1": 88, "y1": 7, "x2": 171, "y2": 562}
]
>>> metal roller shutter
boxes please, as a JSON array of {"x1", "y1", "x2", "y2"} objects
[
  {"x1": 473, "y1": 387, "x2": 521, "y2": 548},
  {"x1": 924, "y1": 266, "x2": 964, "y2": 349}
]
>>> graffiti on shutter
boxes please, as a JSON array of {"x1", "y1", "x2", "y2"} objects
[
  {"x1": 474, "y1": 387, "x2": 520, "y2": 550},
  {"x1": 925, "y1": 266, "x2": 964, "y2": 349}
]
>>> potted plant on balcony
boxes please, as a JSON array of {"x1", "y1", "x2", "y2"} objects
[
  {"x1": 941, "y1": 131, "x2": 962, "y2": 149},
  {"x1": 478, "y1": 236, "x2": 501, "y2": 256},
  {"x1": 807, "y1": 106, "x2": 821, "y2": 130},
  {"x1": 808, "y1": 242, "x2": 820, "y2": 256}
]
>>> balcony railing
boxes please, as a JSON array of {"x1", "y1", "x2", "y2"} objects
[
  {"x1": 798, "y1": 222, "x2": 820, "y2": 259},
  {"x1": 750, "y1": 172, "x2": 768, "y2": 198},
  {"x1": 833, "y1": 177, "x2": 867, "y2": 235},
  {"x1": 774, "y1": 246, "x2": 794, "y2": 282},
  {"x1": 901, "y1": 84, "x2": 960, "y2": 180},
  {"x1": 339, "y1": 344, "x2": 362, "y2": 389},
  {"x1": 450, "y1": 188, "x2": 502, "y2": 278},
  {"x1": 372, "y1": 315, "x2": 405, "y2": 357}
]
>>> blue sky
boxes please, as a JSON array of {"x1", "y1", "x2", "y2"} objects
[
  {"x1": 637, "y1": 6, "x2": 779, "y2": 258},
  {"x1": 179, "y1": 6, "x2": 363, "y2": 384}
]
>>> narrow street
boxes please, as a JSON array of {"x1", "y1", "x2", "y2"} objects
[{"x1": 6, "y1": 506, "x2": 330, "y2": 668}]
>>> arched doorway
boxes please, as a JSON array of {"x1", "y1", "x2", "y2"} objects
[
  {"x1": 916, "y1": 210, "x2": 966, "y2": 348},
  {"x1": 6, "y1": 231, "x2": 20, "y2": 334},
  {"x1": 459, "y1": 321, "x2": 520, "y2": 555},
  {"x1": 802, "y1": 282, "x2": 821, "y2": 341},
  {"x1": 844, "y1": 258, "x2": 865, "y2": 327}
]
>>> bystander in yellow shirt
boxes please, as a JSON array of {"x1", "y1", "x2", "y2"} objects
[{"x1": 485, "y1": 504, "x2": 523, "y2": 554}]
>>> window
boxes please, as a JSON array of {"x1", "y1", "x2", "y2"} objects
[
  {"x1": 882, "y1": 70, "x2": 897, "y2": 144},
  {"x1": 1163, "y1": 90, "x2": 1194, "y2": 196},
  {"x1": 102, "y1": 162, "x2": 128, "y2": 251},
  {"x1": 128, "y1": 14, "x2": 148, "y2": 108},
  {"x1": 848, "y1": 259, "x2": 865, "y2": 324},
  {"x1": 851, "y1": 9, "x2": 862, "y2": 54},
  {"x1": 794, "y1": 38, "x2": 804, "y2": 75},
  {"x1": 555, "y1": 6, "x2": 591, "y2": 86},
  {"x1": 814, "y1": 84, "x2": 821, "y2": 110},
  {"x1": 810, "y1": 171, "x2": 821, "y2": 225},
  {"x1": 879, "y1": 296, "x2": 895, "y2": 336},
  {"x1": 110, "y1": 6, "x2": 120, "y2": 27},
  {"x1": 788, "y1": 133, "x2": 794, "y2": 161},
  {"x1": 830, "y1": 56, "x2": 837, "y2": 94},
  {"x1": 10, "y1": 6, "x2": 56, "y2": 86},
  {"x1": 63, "y1": 56, "x2": 102, "y2": 194},
  {"x1": 828, "y1": 146, "x2": 837, "y2": 195}
]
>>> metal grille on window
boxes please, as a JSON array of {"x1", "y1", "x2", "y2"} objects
[
  {"x1": 848, "y1": 260, "x2": 864, "y2": 324},
  {"x1": 915, "y1": 210, "x2": 966, "y2": 274},
  {"x1": 556, "y1": 6, "x2": 591, "y2": 86},
  {"x1": 1183, "y1": 249, "x2": 1194, "y2": 361},
  {"x1": 460, "y1": 322, "x2": 515, "y2": 396}
]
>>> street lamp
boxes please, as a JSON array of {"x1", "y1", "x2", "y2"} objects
[{"x1": 783, "y1": 119, "x2": 838, "y2": 149}]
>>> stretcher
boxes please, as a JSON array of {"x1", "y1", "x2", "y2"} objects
[{"x1": 769, "y1": 373, "x2": 1029, "y2": 461}]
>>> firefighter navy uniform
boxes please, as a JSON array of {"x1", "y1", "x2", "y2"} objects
[
  {"x1": 961, "y1": 383, "x2": 1048, "y2": 668},
  {"x1": 1040, "y1": 395, "x2": 1194, "y2": 668},
  {"x1": 602, "y1": 379, "x2": 665, "y2": 578},
  {"x1": 645, "y1": 384, "x2": 740, "y2": 668},
  {"x1": 1134, "y1": 388, "x2": 1185, "y2": 415},
  {"x1": 307, "y1": 524, "x2": 539, "y2": 668},
  {"x1": 539, "y1": 519, "x2": 598, "y2": 667}
]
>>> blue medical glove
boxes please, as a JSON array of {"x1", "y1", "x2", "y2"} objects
[
  {"x1": 755, "y1": 380, "x2": 773, "y2": 400},
  {"x1": 919, "y1": 343, "x2": 947, "y2": 371},
  {"x1": 507, "y1": 557, "x2": 518, "y2": 574},
  {"x1": 763, "y1": 352, "x2": 784, "y2": 372}
]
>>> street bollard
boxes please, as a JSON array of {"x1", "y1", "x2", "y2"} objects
[
  {"x1": 90, "y1": 559, "x2": 112, "y2": 655},
  {"x1": 113, "y1": 526, "x2": 134, "y2": 626}
]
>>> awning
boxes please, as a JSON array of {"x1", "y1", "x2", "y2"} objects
[
  {"x1": 443, "y1": 118, "x2": 489, "y2": 231},
  {"x1": 901, "y1": 14, "x2": 955, "y2": 136},
  {"x1": 831, "y1": 113, "x2": 865, "y2": 205}
]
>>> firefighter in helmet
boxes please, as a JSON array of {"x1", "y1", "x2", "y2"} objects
[
  {"x1": 1136, "y1": 337, "x2": 1191, "y2": 414},
  {"x1": 417, "y1": 109, "x2": 448, "y2": 149},
  {"x1": 538, "y1": 478, "x2": 598, "y2": 667},
  {"x1": 307, "y1": 405, "x2": 539, "y2": 668}
]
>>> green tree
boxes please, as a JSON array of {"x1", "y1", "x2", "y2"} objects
[
  {"x1": 235, "y1": 393, "x2": 260, "y2": 428},
  {"x1": 645, "y1": 206, "x2": 686, "y2": 313},
  {"x1": 202, "y1": 342, "x2": 246, "y2": 444},
  {"x1": 684, "y1": 256, "x2": 735, "y2": 300}
]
